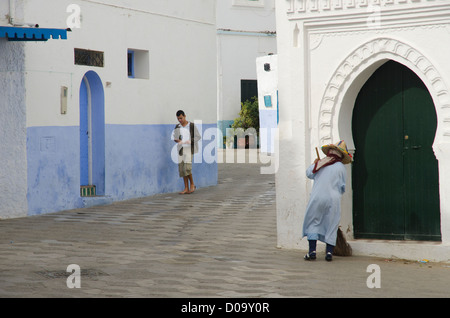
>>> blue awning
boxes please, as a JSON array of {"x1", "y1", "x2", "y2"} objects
[{"x1": 0, "y1": 26, "x2": 68, "y2": 41}]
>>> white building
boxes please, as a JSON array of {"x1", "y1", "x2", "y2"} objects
[
  {"x1": 256, "y1": 54, "x2": 278, "y2": 154},
  {"x1": 275, "y1": 0, "x2": 450, "y2": 262},
  {"x1": 0, "y1": 0, "x2": 217, "y2": 218},
  {"x1": 216, "y1": 0, "x2": 277, "y2": 146}
]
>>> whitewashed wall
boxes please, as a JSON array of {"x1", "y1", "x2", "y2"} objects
[
  {"x1": 275, "y1": 0, "x2": 450, "y2": 262},
  {"x1": 256, "y1": 54, "x2": 278, "y2": 154},
  {"x1": 216, "y1": 0, "x2": 277, "y2": 141},
  {"x1": 0, "y1": 40, "x2": 28, "y2": 218},
  {"x1": 22, "y1": 0, "x2": 217, "y2": 127},
  {"x1": 0, "y1": 0, "x2": 218, "y2": 217}
]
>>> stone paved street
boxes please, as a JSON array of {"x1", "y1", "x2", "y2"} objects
[{"x1": 0, "y1": 150, "x2": 449, "y2": 300}]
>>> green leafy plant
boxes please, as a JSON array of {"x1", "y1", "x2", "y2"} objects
[
  {"x1": 231, "y1": 97, "x2": 259, "y2": 134},
  {"x1": 228, "y1": 97, "x2": 259, "y2": 148}
]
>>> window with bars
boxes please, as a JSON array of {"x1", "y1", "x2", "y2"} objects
[{"x1": 74, "y1": 48, "x2": 104, "y2": 67}]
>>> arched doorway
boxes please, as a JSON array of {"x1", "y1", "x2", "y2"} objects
[
  {"x1": 79, "y1": 71, "x2": 105, "y2": 196},
  {"x1": 352, "y1": 60, "x2": 441, "y2": 241}
]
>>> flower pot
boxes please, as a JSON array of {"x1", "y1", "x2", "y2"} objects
[{"x1": 237, "y1": 137, "x2": 246, "y2": 149}]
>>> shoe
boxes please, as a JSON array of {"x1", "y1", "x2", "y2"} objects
[
  {"x1": 304, "y1": 251, "x2": 316, "y2": 261},
  {"x1": 325, "y1": 252, "x2": 333, "y2": 262}
]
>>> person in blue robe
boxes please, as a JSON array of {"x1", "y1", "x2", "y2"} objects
[{"x1": 302, "y1": 140, "x2": 352, "y2": 262}]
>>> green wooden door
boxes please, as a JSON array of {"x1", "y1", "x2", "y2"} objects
[
  {"x1": 241, "y1": 80, "x2": 258, "y2": 104},
  {"x1": 352, "y1": 61, "x2": 441, "y2": 241}
]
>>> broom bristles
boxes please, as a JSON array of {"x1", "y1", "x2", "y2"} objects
[{"x1": 334, "y1": 227, "x2": 352, "y2": 256}]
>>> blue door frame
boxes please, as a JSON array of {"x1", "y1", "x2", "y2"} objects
[{"x1": 79, "y1": 71, "x2": 105, "y2": 195}]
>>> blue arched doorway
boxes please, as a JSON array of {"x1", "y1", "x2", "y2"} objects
[{"x1": 79, "y1": 71, "x2": 105, "y2": 196}]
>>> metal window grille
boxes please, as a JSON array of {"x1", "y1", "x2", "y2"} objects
[
  {"x1": 80, "y1": 185, "x2": 96, "y2": 197},
  {"x1": 74, "y1": 48, "x2": 104, "y2": 67}
]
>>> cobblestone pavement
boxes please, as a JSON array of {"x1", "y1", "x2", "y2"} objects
[{"x1": 0, "y1": 151, "x2": 449, "y2": 299}]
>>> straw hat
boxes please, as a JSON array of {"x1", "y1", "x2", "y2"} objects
[{"x1": 321, "y1": 140, "x2": 352, "y2": 164}]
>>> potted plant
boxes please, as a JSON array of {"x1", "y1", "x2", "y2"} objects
[{"x1": 225, "y1": 135, "x2": 235, "y2": 149}]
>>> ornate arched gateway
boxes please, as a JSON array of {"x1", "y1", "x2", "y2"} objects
[
  {"x1": 319, "y1": 37, "x2": 450, "y2": 147},
  {"x1": 318, "y1": 37, "x2": 450, "y2": 241},
  {"x1": 352, "y1": 60, "x2": 440, "y2": 240}
]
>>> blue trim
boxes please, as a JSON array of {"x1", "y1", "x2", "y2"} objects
[
  {"x1": 259, "y1": 109, "x2": 278, "y2": 154},
  {"x1": 128, "y1": 50, "x2": 135, "y2": 78},
  {"x1": 80, "y1": 78, "x2": 89, "y2": 186},
  {"x1": 80, "y1": 71, "x2": 106, "y2": 195},
  {"x1": 88, "y1": 72, "x2": 106, "y2": 196},
  {"x1": 277, "y1": 90, "x2": 279, "y2": 124},
  {"x1": 0, "y1": 26, "x2": 67, "y2": 41}
]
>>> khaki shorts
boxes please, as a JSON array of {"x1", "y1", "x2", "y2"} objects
[
  {"x1": 178, "y1": 162, "x2": 192, "y2": 177},
  {"x1": 178, "y1": 150, "x2": 192, "y2": 177}
]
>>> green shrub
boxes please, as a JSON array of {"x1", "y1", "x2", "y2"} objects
[{"x1": 231, "y1": 96, "x2": 259, "y2": 134}]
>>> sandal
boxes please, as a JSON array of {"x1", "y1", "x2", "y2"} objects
[{"x1": 188, "y1": 186, "x2": 196, "y2": 194}]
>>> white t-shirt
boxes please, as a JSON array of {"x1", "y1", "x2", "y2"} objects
[
  {"x1": 179, "y1": 122, "x2": 191, "y2": 148},
  {"x1": 172, "y1": 121, "x2": 191, "y2": 148}
]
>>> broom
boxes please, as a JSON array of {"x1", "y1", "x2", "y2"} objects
[
  {"x1": 315, "y1": 147, "x2": 321, "y2": 161},
  {"x1": 334, "y1": 226, "x2": 352, "y2": 256},
  {"x1": 315, "y1": 147, "x2": 352, "y2": 257}
]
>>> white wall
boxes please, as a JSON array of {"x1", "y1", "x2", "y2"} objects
[
  {"x1": 0, "y1": 0, "x2": 219, "y2": 217},
  {"x1": 22, "y1": 0, "x2": 217, "y2": 127},
  {"x1": 218, "y1": 33, "x2": 276, "y2": 121},
  {"x1": 256, "y1": 54, "x2": 278, "y2": 154},
  {"x1": 217, "y1": 0, "x2": 275, "y2": 30},
  {"x1": 275, "y1": 0, "x2": 450, "y2": 262},
  {"x1": 216, "y1": 0, "x2": 277, "y2": 139},
  {"x1": 0, "y1": 40, "x2": 28, "y2": 218}
]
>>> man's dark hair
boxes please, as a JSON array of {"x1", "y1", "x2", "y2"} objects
[{"x1": 176, "y1": 110, "x2": 185, "y2": 117}]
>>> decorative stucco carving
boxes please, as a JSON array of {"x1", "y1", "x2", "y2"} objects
[
  {"x1": 286, "y1": 0, "x2": 446, "y2": 15},
  {"x1": 318, "y1": 37, "x2": 450, "y2": 145}
]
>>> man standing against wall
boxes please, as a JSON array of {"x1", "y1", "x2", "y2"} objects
[{"x1": 172, "y1": 110, "x2": 201, "y2": 194}]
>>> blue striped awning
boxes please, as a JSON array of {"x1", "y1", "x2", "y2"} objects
[{"x1": 0, "y1": 26, "x2": 68, "y2": 41}]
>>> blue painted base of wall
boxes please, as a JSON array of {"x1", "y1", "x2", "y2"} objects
[
  {"x1": 259, "y1": 109, "x2": 278, "y2": 154},
  {"x1": 26, "y1": 123, "x2": 218, "y2": 216}
]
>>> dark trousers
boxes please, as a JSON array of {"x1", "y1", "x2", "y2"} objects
[{"x1": 308, "y1": 240, "x2": 334, "y2": 254}]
